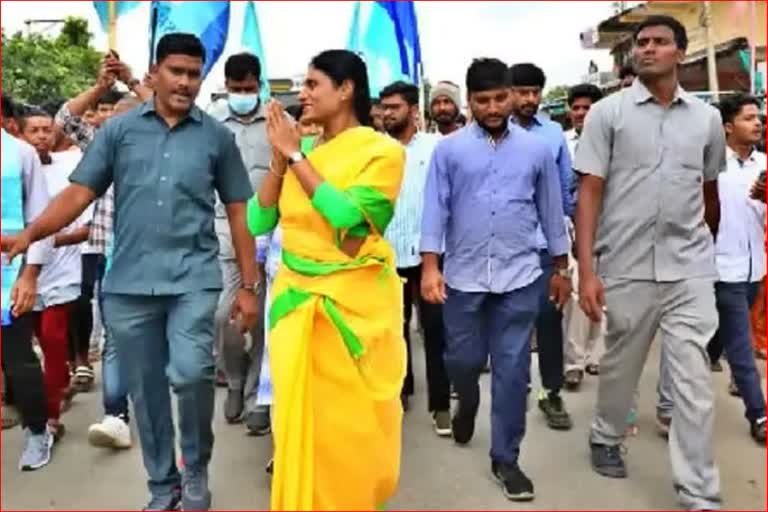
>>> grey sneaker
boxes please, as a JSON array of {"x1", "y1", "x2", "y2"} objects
[
  {"x1": 224, "y1": 389, "x2": 244, "y2": 424},
  {"x1": 142, "y1": 487, "x2": 181, "y2": 511},
  {"x1": 182, "y1": 468, "x2": 211, "y2": 511},
  {"x1": 245, "y1": 406, "x2": 271, "y2": 436},
  {"x1": 19, "y1": 428, "x2": 54, "y2": 471},
  {"x1": 590, "y1": 443, "x2": 627, "y2": 478}
]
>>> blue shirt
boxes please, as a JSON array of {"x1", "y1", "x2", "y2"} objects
[
  {"x1": 70, "y1": 100, "x2": 252, "y2": 295},
  {"x1": 385, "y1": 132, "x2": 440, "y2": 268},
  {"x1": 420, "y1": 122, "x2": 569, "y2": 294},
  {"x1": 512, "y1": 114, "x2": 574, "y2": 217}
]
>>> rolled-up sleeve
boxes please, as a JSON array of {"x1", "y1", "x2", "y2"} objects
[
  {"x1": 703, "y1": 108, "x2": 727, "y2": 182},
  {"x1": 69, "y1": 121, "x2": 115, "y2": 197},
  {"x1": 535, "y1": 147, "x2": 569, "y2": 257},
  {"x1": 420, "y1": 142, "x2": 450, "y2": 254},
  {"x1": 573, "y1": 102, "x2": 611, "y2": 179},
  {"x1": 19, "y1": 144, "x2": 53, "y2": 265},
  {"x1": 215, "y1": 130, "x2": 253, "y2": 204}
]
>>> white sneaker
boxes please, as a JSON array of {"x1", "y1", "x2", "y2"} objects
[{"x1": 88, "y1": 415, "x2": 131, "y2": 449}]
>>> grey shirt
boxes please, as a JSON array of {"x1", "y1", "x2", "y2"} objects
[
  {"x1": 70, "y1": 100, "x2": 253, "y2": 295},
  {"x1": 210, "y1": 100, "x2": 271, "y2": 260},
  {"x1": 17, "y1": 138, "x2": 54, "y2": 265},
  {"x1": 574, "y1": 79, "x2": 727, "y2": 282}
]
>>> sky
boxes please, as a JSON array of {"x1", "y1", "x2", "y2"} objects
[{"x1": 1, "y1": 0, "x2": 618, "y2": 101}]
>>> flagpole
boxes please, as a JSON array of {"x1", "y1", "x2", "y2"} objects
[
  {"x1": 107, "y1": 1, "x2": 117, "y2": 50},
  {"x1": 750, "y1": 0, "x2": 757, "y2": 95}
]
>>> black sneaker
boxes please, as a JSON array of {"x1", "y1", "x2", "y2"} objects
[
  {"x1": 245, "y1": 407, "x2": 271, "y2": 436},
  {"x1": 142, "y1": 487, "x2": 181, "y2": 511},
  {"x1": 750, "y1": 418, "x2": 766, "y2": 445},
  {"x1": 451, "y1": 400, "x2": 478, "y2": 445},
  {"x1": 590, "y1": 443, "x2": 627, "y2": 478},
  {"x1": 538, "y1": 391, "x2": 573, "y2": 430},
  {"x1": 491, "y1": 461, "x2": 535, "y2": 502}
]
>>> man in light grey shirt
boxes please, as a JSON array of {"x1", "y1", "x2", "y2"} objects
[
  {"x1": 574, "y1": 16, "x2": 726, "y2": 511},
  {"x1": 210, "y1": 53, "x2": 271, "y2": 433}
]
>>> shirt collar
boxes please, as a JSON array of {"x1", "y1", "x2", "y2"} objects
[
  {"x1": 726, "y1": 146, "x2": 757, "y2": 165},
  {"x1": 631, "y1": 79, "x2": 691, "y2": 106},
  {"x1": 140, "y1": 98, "x2": 203, "y2": 124},
  {"x1": 510, "y1": 113, "x2": 544, "y2": 129},
  {"x1": 470, "y1": 120, "x2": 511, "y2": 143}
]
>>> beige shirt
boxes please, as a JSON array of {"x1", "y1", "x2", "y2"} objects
[{"x1": 574, "y1": 79, "x2": 727, "y2": 282}]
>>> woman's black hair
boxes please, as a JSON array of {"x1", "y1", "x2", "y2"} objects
[
  {"x1": 285, "y1": 104, "x2": 304, "y2": 122},
  {"x1": 309, "y1": 50, "x2": 372, "y2": 126}
]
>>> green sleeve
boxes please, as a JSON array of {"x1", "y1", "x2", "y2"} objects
[
  {"x1": 311, "y1": 182, "x2": 366, "y2": 229},
  {"x1": 247, "y1": 195, "x2": 279, "y2": 236}
]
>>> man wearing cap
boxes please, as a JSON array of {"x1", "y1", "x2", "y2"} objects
[{"x1": 429, "y1": 81, "x2": 463, "y2": 136}]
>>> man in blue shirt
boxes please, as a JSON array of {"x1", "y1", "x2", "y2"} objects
[
  {"x1": 6, "y1": 34, "x2": 259, "y2": 511},
  {"x1": 421, "y1": 58, "x2": 571, "y2": 502},
  {"x1": 508, "y1": 63, "x2": 575, "y2": 431}
]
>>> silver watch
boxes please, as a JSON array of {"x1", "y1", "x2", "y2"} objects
[
  {"x1": 288, "y1": 151, "x2": 305, "y2": 165},
  {"x1": 241, "y1": 281, "x2": 261, "y2": 294}
]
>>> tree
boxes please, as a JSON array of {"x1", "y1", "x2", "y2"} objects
[
  {"x1": 2, "y1": 17, "x2": 102, "y2": 105},
  {"x1": 544, "y1": 85, "x2": 570, "y2": 103}
]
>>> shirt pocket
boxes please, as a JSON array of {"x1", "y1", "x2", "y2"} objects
[
  {"x1": 174, "y1": 147, "x2": 216, "y2": 203},
  {"x1": 496, "y1": 189, "x2": 538, "y2": 247},
  {"x1": 674, "y1": 143, "x2": 705, "y2": 173},
  {"x1": 116, "y1": 141, "x2": 153, "y2": 186}
]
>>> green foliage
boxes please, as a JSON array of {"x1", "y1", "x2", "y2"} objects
[
  {"x1": 545, "y1": 84, "x2": 570, "y2": 102},
  {"x1": 2, "y1": 17, "x2": 102, "y2": 105}
]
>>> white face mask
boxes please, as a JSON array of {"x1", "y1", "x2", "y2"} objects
[{"x1": 228, "y1": 93, "x2": 259, "y2": 115}]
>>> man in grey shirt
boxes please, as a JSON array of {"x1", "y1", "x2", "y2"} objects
[
  {"x1": 6, "y1": 34, "x2": 260, "y2": 511},
  {"x1": 210, "y1": 52, "x2": 271, "y2": 433},
  {"x1": 574, "y1": 16, "x2": 726, "y2": 511}
]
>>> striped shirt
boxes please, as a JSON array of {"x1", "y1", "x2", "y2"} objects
[{"x1": 385, "y1": 132, "x2": 440, "y2": 269}]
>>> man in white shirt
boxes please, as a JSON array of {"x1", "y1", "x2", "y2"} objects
[
  {"x1": 380, "y1": 81, "x2": 451, "y2": 436},
  {"x1": 657, "y1": 94, "x2": 767, "y2": 445},
  {"x1": 20, "y1": 109, "x2": 92, "y2": 441},
  {"x1": 562, "y1": 83, "x2": 605, "y2": 390}
]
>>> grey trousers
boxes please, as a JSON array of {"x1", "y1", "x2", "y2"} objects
[
  {"x1": 214, "y1": 259, "x2": 266, "y2": 414},
  {"x1": 590, "y1": 278, "x2": 721, "y2": 511},
  {"x1": 564, "y1": 254, "x2": 605, "y2": 372}
]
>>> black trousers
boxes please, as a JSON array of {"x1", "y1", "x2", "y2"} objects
[
  {"x1": 1, "y1": 314, "x2": 48, "y2": 433},
  {"x1": 69, "y1": 254, "x2": 105, "y2": 361},
  {"x1": 397, "y1": 265, "x2": 451, "y2": 413}
]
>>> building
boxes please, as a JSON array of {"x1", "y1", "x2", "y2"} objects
[{"x1": 580, "y1": 1, "x2": 766, "y2": 94}]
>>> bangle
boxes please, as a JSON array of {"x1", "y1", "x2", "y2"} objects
[{"x1": 269, "y1": 164, "x2": 286, "y2": 179}]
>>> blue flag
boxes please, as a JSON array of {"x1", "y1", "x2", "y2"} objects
[
  {"x1": 242, "y1": 1, "x2": 271, "y2": 101},
  {"x1": 347, "y1": 1, "x2": 422, "y2": 97},
  {"x1": 150, "y1": 1, "x2": 230, "y2": 78}
]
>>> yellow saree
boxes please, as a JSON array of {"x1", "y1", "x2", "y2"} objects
[{"x1": 248, "y1": 127, "x2": 406, "y2": 510}]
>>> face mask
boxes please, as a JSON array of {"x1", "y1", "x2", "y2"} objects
[{"x1": 228, "y1": 93, "x2": 259, "y2": 115}]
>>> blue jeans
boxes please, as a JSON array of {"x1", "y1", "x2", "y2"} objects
[
  {"x1": 536, "y1": 250, "x2": 564, "y2": 393},
  {"x1": 442, "y1": 277, "x2": 542, "y2": 465},
  {"x1": 102, "y1": 292, "x2": 218, "y2": 497},
  {"x1": 97, "y1": 263, "x2": 129, "y2": 420}
]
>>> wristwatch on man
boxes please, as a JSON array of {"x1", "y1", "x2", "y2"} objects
[
  {"x1": 241, "y1": 281, "x2": 261, "y2": 294},
  {"x1": 555, "y1": 267, "x2": 573, "y2": 280}
]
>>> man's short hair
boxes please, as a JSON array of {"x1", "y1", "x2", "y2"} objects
[
  {"x1": 18, "y1": 106, "x2": 52, "y2": 131},
  {"x1": 466, "y1": 58, "x2": 509, "y2": 94},
  {"x1": 567, "y1": 83, "x2": 604, "y2": 106},
  {"x1": 97, "y1": 89, "x2": 125, "y2": 107},
  {"x1": 508, "y1": 63, "x2": 547, "y2": 89},
  {"x1": 719, "y1": 94, "x2": 761, "y2": 125},
  {"x1": 155, "y1": 33, "x2": 206, "y2": 64},
  {"x1": 224, "y1": 52, "x2": 262, "y2": 82},
  {"x1": 379, "y1": 81, "x2": 419, "y2": 107},
  {"x1": 634, "y1": 15, "x2": 688, "y2": 51}
]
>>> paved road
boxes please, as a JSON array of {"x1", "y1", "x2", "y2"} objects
[{"x1": 2, "y1": 339, "x2": 766, "y2": 510}]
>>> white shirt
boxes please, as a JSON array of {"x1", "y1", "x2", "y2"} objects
[
  {"x1": 36, "y1": 151, "x2": 94, "y2": 309},
  {"x1": 565, "y1": 128, "x2": 579, "y2": 162},
  {"x1": 715, "y1": 147, "x2": 766, "y2": 283},
  {"x1": 385, "y1": 132, "x2": 440, "y2": 269}
]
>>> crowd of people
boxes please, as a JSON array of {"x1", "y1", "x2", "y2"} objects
[{"x1": 1, "y1": 12, "x2": 765, "y2": 512}]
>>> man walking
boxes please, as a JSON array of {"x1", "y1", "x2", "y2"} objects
[
  {"x1": 575, "y1": 16, "x2": 726, "y2": 510},
  {"x1": 6, "y1": 34, "x2": 259, "y2": 511}
]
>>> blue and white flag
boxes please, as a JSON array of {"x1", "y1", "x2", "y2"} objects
[
  {"x1": 241, "y1": 1, "x2": 271, "y2": 101},
  {"x1": 347, "y1": 1, "x2": 422, "y2": 97},
  {"x1": 150, "y1": 1, "x2": 231, "y2": 78}
]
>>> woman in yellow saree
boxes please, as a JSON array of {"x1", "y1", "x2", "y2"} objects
[{"x1": 247, "y1": 50, "x2": 406, "y2": 511}]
